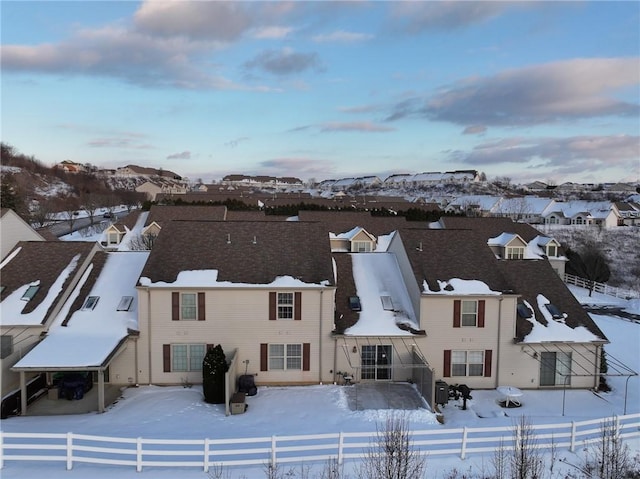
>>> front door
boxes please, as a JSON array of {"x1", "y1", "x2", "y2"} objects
[{"x1": 361, "y1": 345, "x2": 392, "y2": 380}]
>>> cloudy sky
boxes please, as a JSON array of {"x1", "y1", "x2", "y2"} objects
[{"x1": 2, "y1": 1, "x2": 639, "y2": 184}]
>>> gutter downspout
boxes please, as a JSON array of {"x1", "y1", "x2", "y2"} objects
[
  {"x1": 146, "y1": 287, "x2": 152, "y2": 385},
  {"x1": 318, "y1": 289, "x2": 323, "y2": 384},
  {"x1": 496, "y1": 297, "x2": 503, "y2": 388}
]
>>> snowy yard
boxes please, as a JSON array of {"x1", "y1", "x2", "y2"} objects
[{"x1": 1, "y1": 287, "x2": 638, "y2": 478}]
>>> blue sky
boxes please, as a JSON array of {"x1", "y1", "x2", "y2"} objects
[{"x1": 2, "y1": 1, "x2": 639, "y2": 184}]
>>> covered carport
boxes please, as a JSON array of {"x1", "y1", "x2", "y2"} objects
[{"x1": 11, "y1": 335, "x2": 133, "y2": 415}]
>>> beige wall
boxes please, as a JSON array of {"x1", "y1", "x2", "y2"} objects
[
  {"x1": 107, "y1": 338, "x2": 139, "y2": 386},
  {"x1": 1, "y1": 326, "x2": 44, "y2": 395},
  {"x1": 418, "y1": 293, "x2": 599, "y2": 390},
  {"x1": 1, "y1": 210, "x2": 45, "y2": 260},
  {"x1": 137, "y1": 286, "x2": 336, "y2": 387},
  {"x1": 420, "y1": 295, "x2": 511, "y2": 389}
]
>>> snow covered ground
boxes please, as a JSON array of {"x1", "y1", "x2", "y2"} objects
[{"x1": 1, "y1": 286, "x2": 638, "y2": 478}]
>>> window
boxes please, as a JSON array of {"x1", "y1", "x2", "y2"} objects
[
  {"x1": 540, "y1": 351, "x2": 572, "y2": 386},
  {"x1": 171, "y1": 344, "x2": 205, "y2": 372},
  {"x1": 506, "y1": 246, "x2": 525, "y2": 259},
  {"x1": 117, "y1": 296, "x2": 134, "y2": 311},
  {"x1": 82, "y1": 296, "x2": 100, "y2": 310},
  {"x1": 268, "y1": 344, "x2": 302, "y2": 370},
  {"x1": 352, "y1": 241, "x2": 372, "y2": 252},
  {"x1": 181, "y1": 293, "x2": 197, "y2": 320},
  {"x1": 545, "y1": 303, "x2": 564, "y2": 320},
  {"x1": 1, "y1": 335, "x2": 12, "y2": 359},
  {"x1": 21, "y1": 285, "x2": 39, "y2": 301},
  {"x1": 451, "y1": 350, "x2": 484, "y2": 376},
  {"x1": 108, "y1": 232, "x2": 120, "y2": 244},
  {"x1": 277, "y1": 293, "x2": 294, "y2": 319},
  {"x1": 546, "y1": 244, "x2": 557, "y2": 257},
  {"x1": 172, "y1": 292, "x2": 204, "y2": 321},
  {"x1": 461, "y1": 301, "x2": 478, "y2": 326}
]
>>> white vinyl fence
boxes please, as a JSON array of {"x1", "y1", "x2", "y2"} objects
[
  {"x1": 564, "y1": 273, "x2": 640, "y2": 300},
  {"x1": 1, "y1": 414, "x2": 639, "y2": 473}
]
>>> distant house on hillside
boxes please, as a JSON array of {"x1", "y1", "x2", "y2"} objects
[
  {"x1": 116, "y1": 165, "x2": 181, "y2": 180},
  {"x1": 136, "y1": 179, "x2": 189, "y2": 201},
  {"x1": 541, "y1": 200, "x2": 620, "y2": 228},
  {"x1": 53, "y1": 160, "x2": 87, "y2": 174},
  {"x1": 221, "y1": 175, "x2": 303, "y2": 188}
]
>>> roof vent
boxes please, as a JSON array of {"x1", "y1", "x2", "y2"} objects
[
  {"x1": 416, "y1": 242, "x2": 423, "y2": 252},
  {"x1": 226, "y1": 234, "x2": 231, "y2": 244},
  {"x1": 252, "y1": 236, "x2": 257, "y2": 245}
]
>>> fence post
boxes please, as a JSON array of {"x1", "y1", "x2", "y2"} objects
[
  {"x1": 338, "y1": 431, "x2": 344, "y2": 465},
  {"x1": 66, "y1": 432, "x2": 73, "y2": 470},
  {"x1": 461, "y1": 426, "x2": 468, "y2": 460},
  {"x1": 136, "y1": 437, "x2": 143, "y2": 472},
  {"x1": 204, "y1": 438, "x2": 210, "y2": 473},
  {"x1": 570, "y1": 421, "x2": 576, "y2": 452},
  {"x1": 271, "y1": 435, "x2": 277, "y2": 468}
]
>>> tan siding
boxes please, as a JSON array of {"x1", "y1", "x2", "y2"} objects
[
  {"x1": 140, "y1": 287, "x2": 336, "y2": 386},
  {"x1": 0, "y1": 211, "x2": 45, "y2": 260}
]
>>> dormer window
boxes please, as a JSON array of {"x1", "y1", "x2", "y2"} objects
[
  {"x1": 546, "y1": 244, "x2": 557, "y2": 257},
  {"x1": 352, "y1": 241, "x2": 372, "y2": 252},
  {"x1": 506, "y1": 246, "x2": 525, "y2": 259},
  {"x1": 21, "y1": 285, "x2": 39, "y2": 301},
  {"x1": 82, "y1": 296, "x2": 100, "y2": 310}
]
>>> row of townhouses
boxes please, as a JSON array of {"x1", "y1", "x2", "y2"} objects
[{"x1": 1, "y1": 206, "x2": 608, "y2": 416}]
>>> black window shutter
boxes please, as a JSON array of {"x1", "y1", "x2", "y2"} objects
[
  {"x1": 453, "y1": 300, "x2": 461, "y2": 328},
  {"x1": 260, "y1": 343, "x2": 268, "y2": 371},
  {"x1": 294, "y1": 292, "x2": 302, "y2": 320},
  {"x1": 443, "y1": 350, "x2": 451, "y2": 377},
  {"x1": 303, "y1": 343, "x2": 310, "y2": 371},
  {"x1": 172, "y1": 293, "x2": 180, "y2": 321},
  {"x1": 269, "y1": 292, "x2": 276, "y2": 320},
  {"x1": 163, "y1": 344, "x2": 171, "y2": 372},
  {"x1": 198, "y1": 292, "x2": 205, "y2": 321}
]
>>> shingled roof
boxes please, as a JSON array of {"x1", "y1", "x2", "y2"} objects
[
  {"x1": 497, "y1": 260, "x2": 607, "y2": 343},
  {"x1": 297, "y1": 210, "x2": 420, "y2": 238},
  {"x1": 398, "y1": 228, "x2": 512, "y2": 293},
  {"x1": 144, "y1": 205, "x2": 228, "y2": 227},
  {"x1": 139, "y1": 220, "x2": 335, "y2": 286},
  {"x1": 1, "y1": 241, "x2": 98, "y2": 324}
]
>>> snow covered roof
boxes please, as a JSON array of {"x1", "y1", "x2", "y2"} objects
[
  {"x1": 1, "y1": 242, "x2": 98, "y2": 327},
  {"x1": 518, "y1": 295, "x2": 601, "y2": 343},
  {"x1": 343, "y1": 253, "x2": 418, "y2": 336},
  {"x1": 13, "y1": 251, "x2": 150, "y2": 370},
  {"x1": 542, "y1": 200, "x2": 614, "y2": 219},
  {"x1": 497, "y1": 260, "x2": 607, "y2": 343}
]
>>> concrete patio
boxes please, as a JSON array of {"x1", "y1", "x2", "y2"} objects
[
  {"x1": 24, "y1": 384, "x2": 124, "y2": 416},
  {"x1": 343, "y1": 382, "x2": 429, "y2": 411}
]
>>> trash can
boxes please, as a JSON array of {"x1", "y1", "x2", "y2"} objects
[{"x1": 435, "y1": 380, "x2": 449, "y2": 406}]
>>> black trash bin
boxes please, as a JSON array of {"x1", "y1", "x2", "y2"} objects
[
  {"x1": 435, "y1": 380, "x2": 449, "y2": 407},
  {"x1": 238, "y1": 375, "x2": 257, "y2": 396}
]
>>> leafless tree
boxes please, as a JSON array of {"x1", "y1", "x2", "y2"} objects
[
  {"x1": 580, "y1": 417, "x2": 637, "y2": 479},
  {"x1": 356, "y1": 414, "x2": 426, "y2": 479},
  {"x1": 127, "y1": 233, "x2": 157, "y2": 251},
  {"x1": 29, "y1": 199, "x2": 56, "y2": 228},
  {"x1": 510, "y1": 416, "x2": 544, "y2": 479},
  {"x1": 80, "y1": 192, "x2": 101, "y2": 225}
]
